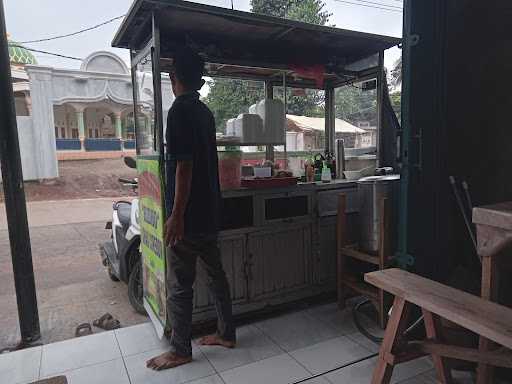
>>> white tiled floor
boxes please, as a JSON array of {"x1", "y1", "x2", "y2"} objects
[{"x1": 0, "y1": 304, "x2": 448, "y2": 384}]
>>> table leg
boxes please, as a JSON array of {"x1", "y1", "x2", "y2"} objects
[
  {"x1": 422, "y1": 309, "x2": 453, "y2": 384},
  {"x1": 371, "y1": 296, "x2": 412, "y2": 384},
  {"x1": 477, "y1": 256, "x2": 499, "y2": 384}
]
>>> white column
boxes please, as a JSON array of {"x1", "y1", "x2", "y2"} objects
[
  {"x1": 25, "y1": 67, "x2": 59, "y2": 179},
  {"x1": 114, "y1": 113, "x2": 123, "y2": 139},
  {"x1": 72, "y1": 105, "x2": 86, "y2": 151}
]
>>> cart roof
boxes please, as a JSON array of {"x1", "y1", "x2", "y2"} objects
[{"x1": 113, "y1": 0, "x2": 401, "y2": 88}]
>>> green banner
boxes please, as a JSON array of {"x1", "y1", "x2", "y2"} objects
[{"x1": 138, "y1": 156, "x2": 167, "y2": 331}]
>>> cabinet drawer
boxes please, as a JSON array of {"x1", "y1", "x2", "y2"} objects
[
  {"x1": 256, "y1": 191, "x2": 312, "y2": 225},
  {"x1": 317, "y1": 188, "x2": 358, "y2": 217}
]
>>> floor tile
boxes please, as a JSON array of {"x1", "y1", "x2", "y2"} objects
[
  {"x1": 185, "y1": 374, "x2": 225, "y2": 384},
  {"x1": 325, "y1": 356, "x2": 378, "y2": 384},
  {"x1": 395, "y1": 374, "x2": 429, "y2": 384},
  {"x1": 389, "y1": 357, "x2": 433, "y2": 383},
  {"x1": 124, "y1": 345, "x2": 215, "y2": 384},
  {"x1": 115, "y1": 322, "x2": 168, "y2": 357},
  {"x1": 289, "y1": 335, "x2": 373, "y2": 375},
  {"x1": 197, "y1": 324, "x2": 281, "y2": 372},
  {"x1": 254, "y1": 310, "x2": 339, "y2": 352},
  {"x1": 328, "y1": 356, "x2": 433, "y2": 384},
  {"x1": 55, "y1": 358, "x2": 130, "y2": 384},
  {"x1": 220, "y1": 353, "x2": 311, "y2": 384},
  {"x1": 0, "y1": 346, "x2": 42, "y2": 384},
  {"x1": 306, "y1": 303, "x2": 383, "y2": 339},
  {"x1": 306, "y1": 303, "x2": 359, "y2": 336},
  {"x1": 419, "y1": 369, "x2": 475, "y2": 384},
  {"x1": 299, "y1": 376, "x2": 332, "y2": 383},
  {"x1": 346, "y1": 331, "x2": 381, "y2": 353},
  {"x1": 40, "y1": 331, "x2": 121, "y2": 377}
]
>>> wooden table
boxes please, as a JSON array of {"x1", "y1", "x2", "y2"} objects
[{"x1": 473, "y1": 202, "x2": 512, "y2": 384}]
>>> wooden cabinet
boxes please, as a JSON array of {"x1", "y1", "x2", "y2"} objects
[
  {"x1": 193, "y1": 234, "x2": 248, "y2": 312},
  {"x1": 316, "y1": 217, "x2": 337, "y2": 286},
  {"x1": 191, "y1": 184, "x2": 359, "y2": 322},
  {"x1": 247, "y1": 223, "x2": 312, "y2": 301},
  {"x1": 315, "y1": 214, "x2": 359, "y2": 286}
]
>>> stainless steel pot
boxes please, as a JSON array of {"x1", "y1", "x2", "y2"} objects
[{"x1": 357, "y1": 175, "x2": 400, "y2": 253}]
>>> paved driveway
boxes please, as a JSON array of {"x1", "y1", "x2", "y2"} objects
[{"x1": 0, "y1": 198, "x2": 146, "y2": 348}]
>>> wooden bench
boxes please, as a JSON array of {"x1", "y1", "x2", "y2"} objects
[{"x1": 365, "y1": 268, "x2": 512, "y2": 384}]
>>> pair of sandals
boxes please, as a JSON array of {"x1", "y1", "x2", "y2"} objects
[{"x1": 75, "y1": 313, "x2": 121, "y2": 337}]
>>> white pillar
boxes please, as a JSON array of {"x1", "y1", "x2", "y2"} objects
[
  {"x1": 25, "y1": 67, "x2": 59, "y2": 179},
  {"x1": 114, "y1": 113, "x2": 123, "y2": 139},
  {"x1": 72, "y1": 105, "x2": 86, "y2": 151}
]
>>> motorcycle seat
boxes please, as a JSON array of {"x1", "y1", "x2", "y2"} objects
[{"x1": 117, "y1": 202, "x2": 132, "y2": 228}]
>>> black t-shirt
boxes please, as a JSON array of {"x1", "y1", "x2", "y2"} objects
[{"x1": 165, "y1": 92, "x2": 221, "y2": 236}]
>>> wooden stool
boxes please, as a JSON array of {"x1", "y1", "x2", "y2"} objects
[{"x1": 337, "y1": 193, "x2": 392, "y2": 328}]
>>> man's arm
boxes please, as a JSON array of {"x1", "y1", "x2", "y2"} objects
[{"x1": 166, "y1": 160, "x2": 193, "y2": 246}]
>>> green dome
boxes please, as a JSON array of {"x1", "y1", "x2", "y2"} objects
[{"x1": 8, "y1": 41, "x2": 37, "y2": 65}]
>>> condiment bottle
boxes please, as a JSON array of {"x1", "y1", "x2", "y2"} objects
[{"x1": 321, "y1": 161, "x2": 332, "y2": 183}]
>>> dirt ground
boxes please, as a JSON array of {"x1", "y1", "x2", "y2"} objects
[
  {"x1": 0, "y1": 220, "x2": 148, "y2": 349},
  {"x1": 0, "y1": 158, "x2": 138, "y2": 202},
  {"x1": 0, "y1": 158, "x2": 147, "y2": 349}
]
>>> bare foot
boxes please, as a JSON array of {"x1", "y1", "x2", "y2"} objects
[
  {"x1": 197, "y1": 334, "x2": 236, "y2": 349},
  {"x1": 146, "y1": 351, "x2": 192, "y2": 371}
]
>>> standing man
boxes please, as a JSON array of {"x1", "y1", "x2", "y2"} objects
[{"x1": 147, "y1": 47, "x2": 236, "y2": 371}]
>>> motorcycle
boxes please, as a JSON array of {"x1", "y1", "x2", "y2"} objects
[{"x1": 99, "y1": 156, "x2": 146, "y2": 315}]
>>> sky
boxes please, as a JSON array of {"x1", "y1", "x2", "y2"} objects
[{"x1": 5, "y1": 0, "x2": 402, "y2": 73}]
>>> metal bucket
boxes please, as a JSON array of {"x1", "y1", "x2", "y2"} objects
[{"x1": 357, "y1": 175, "x2": 400, "y2": 253}]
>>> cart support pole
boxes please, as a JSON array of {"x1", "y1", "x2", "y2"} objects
[
  {"x1": 325, "y1": 86, "x2": 335, "y2": 155},
  {"x1": 376, "y1": 50, "x2": 385, "y2": 168},
  {"x1": 0, "y1": 0, "x2": 40, "y2": 343},
  {"x1": 265, "y1": 80, "x2": 275, "y2": 162}
]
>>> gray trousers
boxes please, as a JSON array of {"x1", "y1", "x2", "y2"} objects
[{"x1": 166, "y1": 235, "x2": 236, "y2": 357}]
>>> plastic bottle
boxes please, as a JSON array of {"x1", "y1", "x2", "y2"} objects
[{"x1": 321, "y1": 161, "x2": 332, "y2": 183}]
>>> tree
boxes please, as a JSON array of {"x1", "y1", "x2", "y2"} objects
[
  {"x1": 390, "y1": 56, "x2": 402, "y2": 88},
  {"x1": 250, "y1": 0, "x2": 289, "y2": 17},
  {"x1": 286, "y1": 0, "x2": 332, "y2": 25},
  {"x1": 389, "y1": 91, "x2": 401, "y2": 121},
  {"x1": 335, "y1": 85, "x2": 377, "y2": 126}
]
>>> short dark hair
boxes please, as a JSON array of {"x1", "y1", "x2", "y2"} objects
[{"x1": 172, "y1": 47, "x2": 205, "y2": 90}]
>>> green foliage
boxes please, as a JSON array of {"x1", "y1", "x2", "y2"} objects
[
  {"x1": 250, "y1": 0, "x2": 289, "y2": 17},
  {"x1": 389, "y1": 91, "x2": 401, "y2": 121},
  {"x1": 335, "y1": 85, "x2": 377, "y2": 126},
  {"x1": 391, "y1": 56, "x2": 402, "y2": 87},
  {"x1": 274, "y1": 87, "x2": 325, "y2": 117},
  {"x1": 286, "y1": 0, "x2": 332, "y2": 25}
]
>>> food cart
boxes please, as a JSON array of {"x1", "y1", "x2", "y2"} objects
[{"x1": 112, "y1": 0, "x2": 400, "y2": 337}]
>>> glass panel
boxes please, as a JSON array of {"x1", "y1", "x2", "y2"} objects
[
  {"x1": 335, "y1": 78, "x2": 378, "y2": 150},
  {"x1": 134, "y1": 51, "x2": 156, "y2": 155},
  {"x1": 273, "y1": 87, "x2": 326, "y2": 177},
  {"x1": 335, "y1": 78, "x2": 379, "y2": 175},
  {"x1": 205, "y1": 78, "x2": 267, "y2": 167}
]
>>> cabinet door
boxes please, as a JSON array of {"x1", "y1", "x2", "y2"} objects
[
  {"x1": 248, "y1": 223, "x2": 312, "y2": 300},
  {"x1": 315, "y1": 214, "x2": 359, "y2": 286},
  {"x1": 193, "y1": 235, "x2": 247, "y2": 312},
  {"x1": 316, "y1": 217, "x2": 337, "y2": 285}
]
